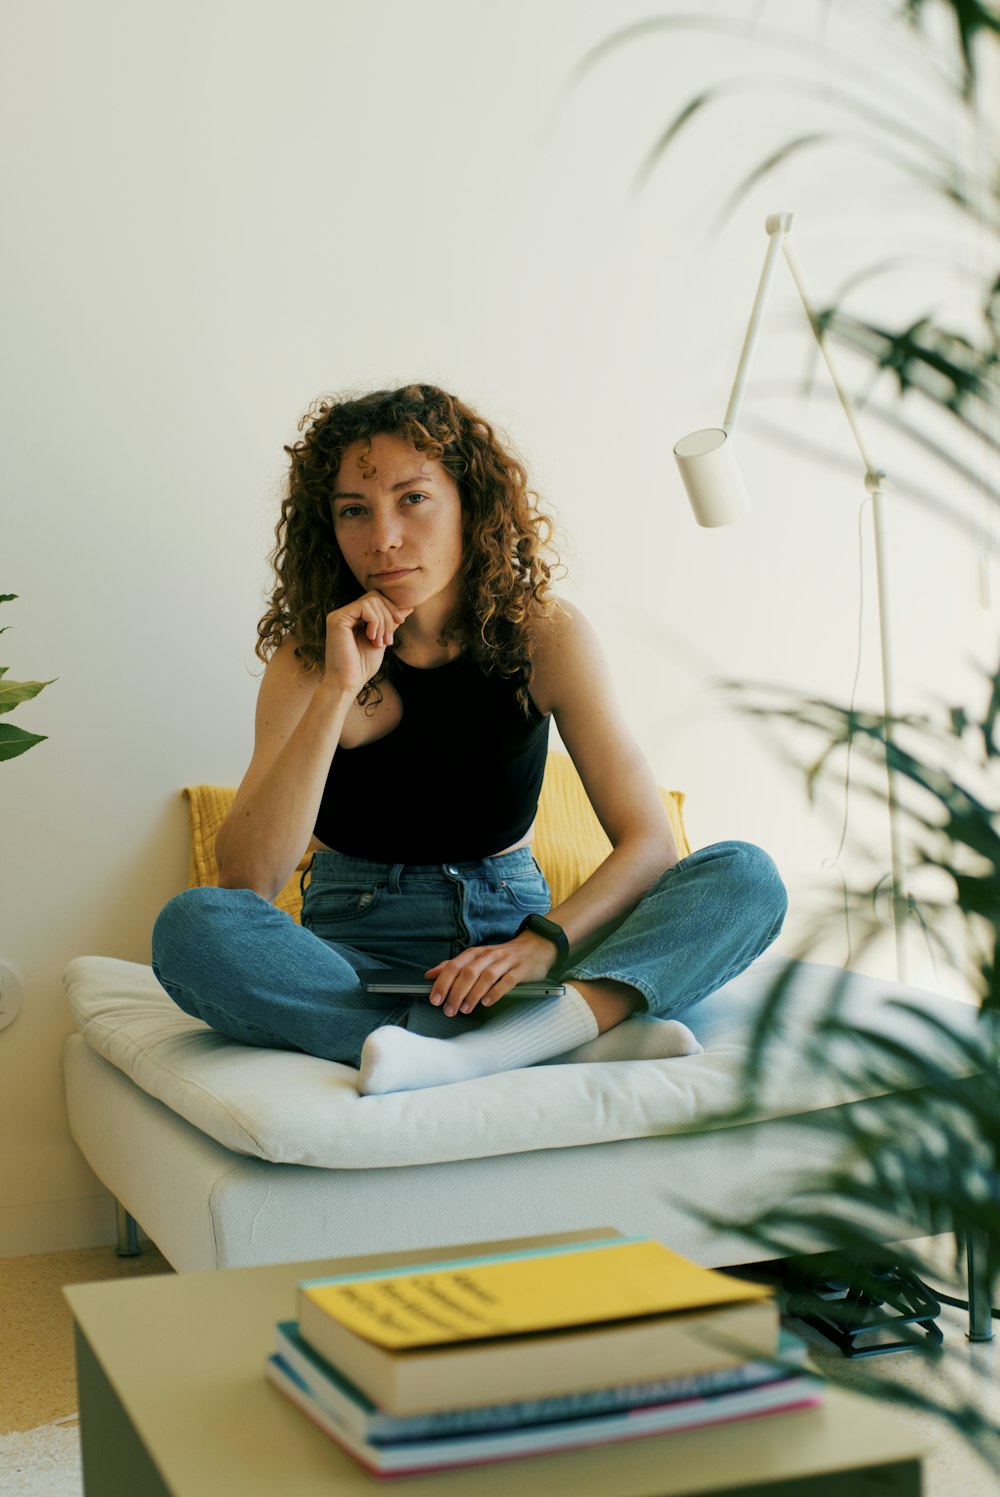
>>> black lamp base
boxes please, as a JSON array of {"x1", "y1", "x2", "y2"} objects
[{"x1": 781, "y1": 1252, "x2": 944, "y2": 1358}]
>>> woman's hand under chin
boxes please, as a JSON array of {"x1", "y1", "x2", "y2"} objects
[{"x1": 322, "y1": 592, "x2": 412, "y2": 697}]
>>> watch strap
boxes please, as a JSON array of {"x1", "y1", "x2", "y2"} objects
[{"x1": 517, "y1": 913, "x2": 570, "y2": 974}]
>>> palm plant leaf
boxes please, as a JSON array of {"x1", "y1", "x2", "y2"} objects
[
  {"x1": 630, "y1": 75, "x2": 958, "y2": 199},
  {"x1": 820, "y1": 311, "x2": 999, "y2": 419},
  {"x1": 903, "y1": 0, "x2": 1000, "y2": 97},
  {"x1": 563, "y1": 2, "x2": 1000, "y2": 1462},
  {"x1": 563, "y1": 12, "x2": 959, "y2": 117},
  {"x1": 741, "y1": 412, "x2": 995, "y2": 534}
]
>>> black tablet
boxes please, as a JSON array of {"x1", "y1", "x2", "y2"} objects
[{"x1": 357, "y1": 967, "x2": 566, "y2": 998}]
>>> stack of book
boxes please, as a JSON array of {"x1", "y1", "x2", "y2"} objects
[{"x1": 265, "y1": 1234, "x2": 823, "y2": 1478}]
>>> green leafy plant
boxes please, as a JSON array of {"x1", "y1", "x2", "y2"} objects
[
  {"x1": 0, "y1": 594, "x2": 54, "y2": 762},
  {"x1": 566, "y1": 0, "x2": 998, "y2": 524},
  {"x1": 686, "y1": 663, "x2": 1000, "y2": 1473},
  {"x1": 561, "y1": 0, "x2": 999, "y2": 1468}
]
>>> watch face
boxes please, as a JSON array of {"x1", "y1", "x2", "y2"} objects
[
  {"x1": 521, "y1": 914, "x2": 568, "y2": 963},
  {"x1": 524, "y1": 915, "x2": 555, "y2": 935}
]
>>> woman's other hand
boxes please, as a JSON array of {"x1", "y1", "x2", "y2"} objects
[
  {"x1": 423, "y1": 930, "x2": 558, "y2": 1017},
  {"x1": 323, "y1": 592, "x2": 412, "y2": 697}
]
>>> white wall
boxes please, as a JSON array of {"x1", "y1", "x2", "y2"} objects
[{"x1": 2, "y1": 0, "x2": 995, "y2": 1253}]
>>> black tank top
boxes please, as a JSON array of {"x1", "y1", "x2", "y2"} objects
[{"x1": 313, "y1": 654, "x2": 550, "y2": 864}]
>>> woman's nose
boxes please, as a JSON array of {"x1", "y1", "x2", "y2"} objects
[{"x1": 370, "y1": 514, "x2": 402, "y2": 553}]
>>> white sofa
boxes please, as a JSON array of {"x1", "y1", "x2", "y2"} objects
[
  {"x1": 62, "y1": 945, "x2": 989, "y2": 1338},
  {"x1": 61, "y1": 762, "x2": 992, "y2": 1337}
]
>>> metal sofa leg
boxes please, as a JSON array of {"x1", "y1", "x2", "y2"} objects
[
  {"x1": 115, "y1": 1200, "x2": 140, "y2": 1257},
  {"x1": 967, "y1": 1227, "x2": 994, "y2": 1342}
]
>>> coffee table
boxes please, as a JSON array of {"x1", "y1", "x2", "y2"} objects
[{"x1": 66, "y1": 1232, "x2": 928, "y2": 1496}]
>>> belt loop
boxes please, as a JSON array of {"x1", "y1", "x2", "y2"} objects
[
  {"x1": 485, "y1": 856, "x2": 502, "y2": 891},
  {"x1": 389, "y1": 863, "x2": 403, "y2": 894},
  {"x1": 299, "y1": 853, "x2": 316, "y2": 899}
]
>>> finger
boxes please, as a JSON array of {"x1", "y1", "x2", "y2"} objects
[
  {"x1": 478, "y1": 975, "x2": 520, "y2": 1010},
  {"x1": 363, "y1": 602, "x2": 391, "y2": 645},
  {"x1": 348, "y1": 597, "x2": 387, "y2": 645},
  {"x1": 440, "y1": 959, "x2": 494, "y2": 1015},
  {"x1": 356, "y1": 595, "x2": 398, "y2": 637},
  {"x1": 367, "y1": 594, "x2": 412, "y2": 634},
  {"x1": 428, "y1": 964, "x2": 461, "y2": 1006},
  {"x1": 427, "y1": 948, "x2": 495, "y2": 1012},
  {"x1": 455, "y1": 959, "x2": 512, "y2": 1014},
  {"x1": 480, "y1": 981, "x2": 513, "y2": 1008},
  {"x1": 378, "y1": 599, "x2": 412, "y2": 644}
]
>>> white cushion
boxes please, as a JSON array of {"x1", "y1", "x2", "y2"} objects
[{"x1": 63, "y1": 954, "x2": 981, "y2": 1171}]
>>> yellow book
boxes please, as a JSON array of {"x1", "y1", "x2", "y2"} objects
[{"x1": 297, "y1": 1236, "x2": 777, "y2": 1416}]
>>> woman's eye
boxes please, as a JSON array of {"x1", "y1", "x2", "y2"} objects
[
  {"x1": 336, "y1": 505, "x2": 365, "y2": 520},
  {"x1": 403, "y1": 492, "x2": 427, "y2": 505}
]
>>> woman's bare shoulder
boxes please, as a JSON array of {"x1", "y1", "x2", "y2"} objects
[
  {"x1": 254, "y1": 635, "x2": 326, "y2": 727},
  {"x1": 260, "y1": 634, "x2": 322, "y2": 686},
  {"x1": 529, "y1": 597, "x2": 603, "y2": 714},
  {"x1": 530, "y1": 593, "x2": 585, "y2": 640},
  {"x1": 530, "y1": 596, "x2": 601, "y2": 657}
]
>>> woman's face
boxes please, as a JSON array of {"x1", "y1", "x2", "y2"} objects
[{"x1": 330, "y1": 433, "x2": 465, "y2": 614}]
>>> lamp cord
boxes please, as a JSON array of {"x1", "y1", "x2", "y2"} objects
[
  {"x1": 823, "y1": 495, "x2": 939, "y2": 985},
  {"x1": 911, "y1": 1273, "x2": 1000, "y2": 1321},
  {"x1": 821, "y1": 496, "x2": 869, "y2": 967}
]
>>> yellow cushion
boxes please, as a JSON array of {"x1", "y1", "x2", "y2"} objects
[
  {"x1": 183, "y1": 754, "x2": 690, "y2": 922},
  {"x1": 183, "y1": 785, "x2": 315, "y2": 925},
  {"x1": 532, "y1": 753, "x2": 691, "y2": 908}
]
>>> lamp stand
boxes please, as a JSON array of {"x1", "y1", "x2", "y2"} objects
[{"x1": 730, "y1": 214, "x2": 910, "y2": 982}]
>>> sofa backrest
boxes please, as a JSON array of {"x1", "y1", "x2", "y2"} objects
[{"x1": 184, "y1": 754, "x2": 689, "y2": 922}]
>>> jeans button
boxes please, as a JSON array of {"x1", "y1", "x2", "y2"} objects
[{"x1": 444, "y1": 864, "x2": 459, "y2": 876}]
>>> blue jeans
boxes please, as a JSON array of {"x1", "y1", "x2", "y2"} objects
[{"x1": 151, "y1": 842, "x2": 787, "y2": 1068}]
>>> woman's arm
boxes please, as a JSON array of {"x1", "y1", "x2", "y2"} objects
[
  {"x1": 214, "y1": 640, "x2": 353, "y2": 900},
  {"x1": 529, "y1": 599, "x2": 680, "y2": 952},
  {"x1": 215, "y1": 592, "x2": 410, "y2": 900},
  {"x1": 423, "y1": 600, "x2": 679, "y2": 1011}
]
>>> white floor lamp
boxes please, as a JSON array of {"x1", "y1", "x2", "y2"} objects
[{"x1": 673, "y1": 212, "x2": 910, "y2": 982}]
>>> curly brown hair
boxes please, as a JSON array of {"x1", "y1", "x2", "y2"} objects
[{"x1": 257, "y1": 382, "x2": 562, "y2": 711}]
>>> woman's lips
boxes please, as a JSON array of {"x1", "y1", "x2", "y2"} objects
[{"x1": 372, "y1": 568, "x2": 417, "y2": 581}]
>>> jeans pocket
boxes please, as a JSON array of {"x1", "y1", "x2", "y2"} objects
[
  {"x1": 499, "y1": 871, "x2": 552, "y2": 915},
  {"x1": 302, "y1": 881, "x2": 382, "y2": 936}
]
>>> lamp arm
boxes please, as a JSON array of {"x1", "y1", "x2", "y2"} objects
[
  {"x1": 771, "y1": 222, "x2": 909, "y2": 979},
  {"x1": 684, "y1": 212, "x2": 909, "y2": 977},
  {"x1": 778, "y1": 235, "x2": 882, "y2": 480},
  {"x1": 722, "y1": 213, "x2": 792, "y2": 432}
]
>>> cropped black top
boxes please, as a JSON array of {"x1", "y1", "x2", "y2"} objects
[{"x1": 313, "y1": 654, "x2": 551, "y2": 864}]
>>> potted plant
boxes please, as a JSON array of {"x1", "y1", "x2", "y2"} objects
[
  {"x1": 562, "y1": 0, "x2": 999, "y2": 1469},
  {"x1": 701, "y1": 664, "x2": 1000, "y2": 1469},
  {"x1": 0, "y1": 594, "x2": 54, "y2": 761}
]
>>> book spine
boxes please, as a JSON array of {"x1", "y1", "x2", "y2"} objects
[
  {"x1": 267, "y1": 1354, "x2": 824, "y2": 1478},
  {"x1": 298, "y1": 1291, "x2": 780, "y2": 1416},
  {"x1": 366, "y1": 1357, "x2": 801, "y2": 1443},
  {"x1": 275, "y1": 1321, "x2": 807, "y2": 1444}
]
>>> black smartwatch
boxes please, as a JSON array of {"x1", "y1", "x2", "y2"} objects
[{"x1": 516, "y1": 913, "x2": 570, "y2": 974}]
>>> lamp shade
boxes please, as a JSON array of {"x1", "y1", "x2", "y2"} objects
[{"x1": 673, "y1": 428, "x2": 750, "y2": 528}]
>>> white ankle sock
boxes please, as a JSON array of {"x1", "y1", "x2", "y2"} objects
[
  {"x1": 358, "y1": 986, "x2": 599, "y2": 1096},
  {"x1": 542, "y1": 1013, "x2": 703, "y2": 1065}
]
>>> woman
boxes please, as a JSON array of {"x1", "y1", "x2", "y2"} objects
[{"x1": 152, "y1": 382, "x2": 787, "y2": 1094}]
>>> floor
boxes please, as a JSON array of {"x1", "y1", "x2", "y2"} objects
[
  {"x1": 745, "y1": 1233, "x2": 1000, "y2": 1494},
  {"x1": 0, "y1": 1239, "x2": 173, "y2": 1434},
  {"x1": 0, "y1": 1232, "x2": 997, "y2": 1491}
]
